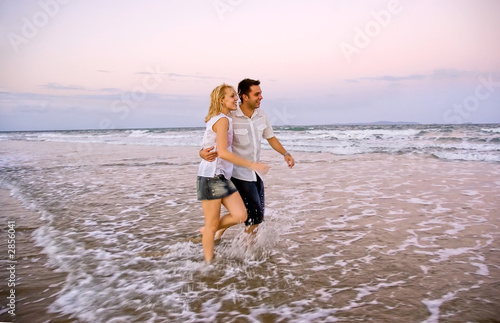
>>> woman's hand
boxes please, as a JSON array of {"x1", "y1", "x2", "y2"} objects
[{"x1": 251, "y1": 162, "x2": 270, "y2": 175}]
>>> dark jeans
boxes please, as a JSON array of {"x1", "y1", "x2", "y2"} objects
[{"x1": 231, "y1": 175, "x2": 265, "y2": 226}]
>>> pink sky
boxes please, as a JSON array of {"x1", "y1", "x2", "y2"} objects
[{"x1": 1, "y1": 0, "x2": 499, "y2": 130}]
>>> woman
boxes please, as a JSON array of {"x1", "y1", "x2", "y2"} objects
[{"x1": 197, "y1": 83, "x2": 269, "y2": 262}]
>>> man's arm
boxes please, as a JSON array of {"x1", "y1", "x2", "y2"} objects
[
  {"x1": 266, "y1": 136, "x2": 295, "y2": 168},
  {"x1": 199, "y1": 146, "x2": 217, "y2": 162}
]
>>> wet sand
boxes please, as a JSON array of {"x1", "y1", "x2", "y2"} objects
[
  {"x1": 0, "y1": 188, "x2": 72, "y2": 322},
  {"x1": 0, "y1": 140, "x2": 499, "y2": 322}
]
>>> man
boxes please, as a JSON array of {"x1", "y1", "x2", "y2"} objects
[{"x1": 200, "y1": 78, "x2": 295, "y2": 234}]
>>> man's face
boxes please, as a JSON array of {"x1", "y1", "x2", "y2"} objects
[{"x1": 245, "y1": 85, "x2": 263, "y2": 109}]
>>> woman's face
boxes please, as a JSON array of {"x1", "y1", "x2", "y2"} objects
[{"x1": 221, "y1": 88, "x2": 238, "y2": 111}]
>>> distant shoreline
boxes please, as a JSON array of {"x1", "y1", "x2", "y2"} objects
[{"x1": 2, "y1": 122, "x2": 500, "y2": 133}]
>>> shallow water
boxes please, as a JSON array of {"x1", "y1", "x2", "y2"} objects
[{"x1": 1, "y1": 141, "x2": 500, "y2": 322}]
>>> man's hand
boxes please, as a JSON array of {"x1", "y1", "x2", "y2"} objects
[
  {"x1": 284, "y1": 154, "x2": 295, "y2": 168},
  {"x1": 200, "y1": 146, "x2": 218, "y2": 162}
]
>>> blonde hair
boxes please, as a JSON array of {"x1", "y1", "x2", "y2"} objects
[{"x1": 205, "y1": 83, "x2": 235, "y2": 123}]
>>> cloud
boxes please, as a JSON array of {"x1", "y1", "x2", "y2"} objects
[
  {"x1": 99, "y1": 88, "x2": 121, "y2": 93},
  {"x1": 97, "y1": 70, "x2": 112, "y2": 73},
  {"x1": 135, "y1": 71, "x2": 224, "y2": 81},
  {"x1": 0, "y1": 89, "x2": 207, "y2": 131},
  {"x1": 41, "y1": 83, "x2": 86, "y2": 91},
  {"x1": 345, "y1": 69, "x2": 492, "y2": 83},
  {"x1": 358, "y1": 74, "x2": 427, "y2": 82},
  {"x1": 0, "y1": 89, "x2": 203, "y2": 113},
  {"x1": 39, "y1": 84, "x2": 131, "y2": 94}
]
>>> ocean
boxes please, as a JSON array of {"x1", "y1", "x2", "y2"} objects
[
  {"x1": 1, "y1": 123, "x2": 499, "y2": 163},
  {"x1": 1, "y1": 123, "x2": 499, "y2": 322}
]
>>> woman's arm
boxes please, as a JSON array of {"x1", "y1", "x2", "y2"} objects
[{"x1": 214, "y1": 118, "x2": 269, "y2": 174}]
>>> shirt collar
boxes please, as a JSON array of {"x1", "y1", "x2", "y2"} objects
[
  {"x1": 235, "y1": 105, "x2": 258, "y2": 119},
  {"x1": 235, "y1": 106, "x2": 245, "y2": 117}
]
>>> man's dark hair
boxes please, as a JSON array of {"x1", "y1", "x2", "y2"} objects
[{"x1": 238, "y1": 78, "x2": 260, "y2": 99}]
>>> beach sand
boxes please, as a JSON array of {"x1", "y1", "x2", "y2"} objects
[
  {"x1": 1, "y1": 140, "x2": 499, "y2": 322},
  {"x1": 0, "y1": 188, "x2": 72, "y2": 322}
]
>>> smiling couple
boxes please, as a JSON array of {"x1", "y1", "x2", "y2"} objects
[{"x1": 196, "y1": 78, "x2": 295, "y2": 262}]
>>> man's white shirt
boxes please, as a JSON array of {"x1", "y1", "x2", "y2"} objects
[{"x1": 229, "y1": 106, "x2": 274, "y2": 181}]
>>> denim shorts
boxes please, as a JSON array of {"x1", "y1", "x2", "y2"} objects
[{"x1": 197, "y1": 175, "x2": 238, "y2": 200}]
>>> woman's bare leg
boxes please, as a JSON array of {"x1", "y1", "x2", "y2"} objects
[
  {"x1": 201, "y1": 199, "x2": 222, "y2": 262},
  {"x1": 201, "y1": 192, "x2": 247, "y2": 239},
  {"x1": 218, "y1": 191, "x2": 247, "y2": 233}
]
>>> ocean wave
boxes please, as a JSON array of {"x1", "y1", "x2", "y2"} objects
[
  {"x1": 481, "y1": 127, "x2": 500, "y2": 133},
  {"x1": 431, "y1": 151, "x2": 500, "y2": 163},
  {"x1": 1, "y1": 124, "x2": 499, "y2": 162},
  {"x1": 305, "y1": 128, "x2": 421, "y2": 140}
]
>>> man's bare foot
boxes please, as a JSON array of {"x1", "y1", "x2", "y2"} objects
[
  {"x1": 214, "y1": 229, "x2": 223, "y2": 241},
  {"x1": 200, "y1": 227, "x2": 223, "y2": 241}
]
